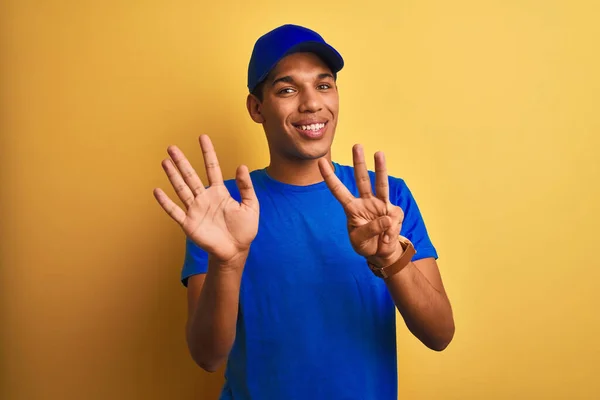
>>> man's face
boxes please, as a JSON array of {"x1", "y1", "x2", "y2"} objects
[{"x1": 250, "y1": 52, "x2": 340, "y2": 162}]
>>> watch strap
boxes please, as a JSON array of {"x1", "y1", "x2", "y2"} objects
[{"x1": 368, "y1": 237, "x2": 416, "y2": 279}]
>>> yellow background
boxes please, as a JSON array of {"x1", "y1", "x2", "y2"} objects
[{"x1": 2, "y1": 1, "x2": 599, "y2": 399}]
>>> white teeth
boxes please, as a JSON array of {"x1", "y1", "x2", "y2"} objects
[{"x1": 299, "y1": 123, "x2": 325, "y2": 131}]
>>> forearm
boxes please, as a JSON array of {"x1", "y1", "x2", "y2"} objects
[
  {"x1": 187, "y1": 252, "x2": 247, "y2": 371},
  {"x1": 385, "y1": 262, "x2": 455, "y2": 351}
]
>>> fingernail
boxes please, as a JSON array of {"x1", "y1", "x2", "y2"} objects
[{"x1": 383, "y1": 234, "x2": 390, "y2": 243}]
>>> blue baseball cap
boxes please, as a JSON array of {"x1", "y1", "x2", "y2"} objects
[{"x1": 247, "y1": 24, "x2": 344, "y2": 93}]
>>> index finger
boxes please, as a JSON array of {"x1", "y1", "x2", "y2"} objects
[
  {"x1": 199, "y1": 134, "x2": 224, "y2": 186},
  {"x1": 318, "y1": 158, "x2": 355, "y2": 207}
]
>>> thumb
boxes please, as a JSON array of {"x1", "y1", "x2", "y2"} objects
[
  {"x1": 236, "y1": 165, "x2": 259, "y2": 211},
  {"x1": 352, "y1": 216, "x2": 392, "y2": 243}
]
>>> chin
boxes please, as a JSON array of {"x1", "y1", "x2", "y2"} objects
[
  {"x1": 296, "y1": 131, "x2": 335, "y2": 158},
  {"x1": 294, "y1": 144, "x2": 332, "y2": 160}
]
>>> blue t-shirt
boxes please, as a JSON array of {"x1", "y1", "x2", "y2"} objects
[{"x1": 182, "y1": 162, "x2": 438, "y2": 400}]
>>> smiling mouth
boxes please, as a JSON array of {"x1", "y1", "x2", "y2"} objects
[
  {"x1": 292, "y1": 121, "x2": 328, "y2": 139},
  {"x1": 293, "y1": 122, "x2": 327, "y2": 132},
  {"x1": 293, "y1": 121, "x2": 328, "y2": 140}
]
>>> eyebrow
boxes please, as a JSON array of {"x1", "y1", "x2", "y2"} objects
[{"x1": 271, "y1": 73, "x2": 335, "y2": 87}]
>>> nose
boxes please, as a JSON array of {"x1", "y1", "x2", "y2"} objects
[{"x1": 298, "y1": 88, "x2": 323, "y2": 113}]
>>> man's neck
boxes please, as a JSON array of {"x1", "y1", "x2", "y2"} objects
[{"x1": 265, "y1": 156, "x2": 334, "y2": 186}]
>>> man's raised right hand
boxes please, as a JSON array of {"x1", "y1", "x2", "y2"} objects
[{"x1": 153, "y1": 134, "x2": 260, "y2": 264}]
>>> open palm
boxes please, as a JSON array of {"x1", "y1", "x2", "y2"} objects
[
  {"x1": 318, "y1": 145, "x2": 404, "y2": 268},
  {"x1": 153, "y1": 135, "x2": 259, "y2": 263}
]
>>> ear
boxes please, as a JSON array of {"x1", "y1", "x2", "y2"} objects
[{"x1": 246, "y1": 94, "x2": 265, "y2": 124}]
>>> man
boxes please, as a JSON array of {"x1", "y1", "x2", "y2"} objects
[{"x1": 154, "y1": 24, "x2": 454, "y2": 400}]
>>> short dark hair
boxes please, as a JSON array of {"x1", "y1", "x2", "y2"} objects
[{"x1": 251, "y1": 81, "x2": 266, "y2": 102}]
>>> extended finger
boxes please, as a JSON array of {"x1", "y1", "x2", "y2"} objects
[
  {"x1": 236, "y1": 165, "x2": 259, "y2": 211},
  {"x1": 351, "y1": 216, "x2": 392, "y2": 244},
  {"x1": 153, "y1": 188, "x2": 187, "y2": 225},
  {"x1": 374, "y1": 151, "x2": 389, "y2": 202},
  {"x1": 199, "y1": 135, "x2": 224, "y2": 187},
  {"x1": 353, "y1": 144, "x2": 373, "y2": 198},
  {"x1": 161, "y1": 159, "x2": 195, "y2": 208},
  {"x1": 167, "y1": 145, "x2": 205, "y2": 196},
  {"x1": 318, "y1": 158, "x2": 355, "y2": 207}
]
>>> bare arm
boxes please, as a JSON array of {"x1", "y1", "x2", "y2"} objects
[
  {"x1": 186, "y1": 252, "x2": 247, "y2": 372},
  {"x1": 318, "y1": 146, "x2": 455, "y2": 352},
  {"x1": 153, "y1": 135, "x2": 259, "y2": 371},
  {"x1": 384, "y1": 257, "x2": 455, "y2": 351}
]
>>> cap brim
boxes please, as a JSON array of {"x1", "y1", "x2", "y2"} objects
[
  {"x1": 254, "y1": 41, "x2": 344, "y2": 90},
  {"x1": 284, "y1": 41, "x2": 344, "y2": 73}
]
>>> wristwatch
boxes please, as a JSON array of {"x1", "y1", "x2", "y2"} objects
[{"x1": 367, "y1": 236, "x2": 416, "y2": 279}]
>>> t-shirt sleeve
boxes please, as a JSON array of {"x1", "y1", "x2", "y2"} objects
[
  {"x1": 181, "y1": 236, "x2": 209, "y2": 287},
  {"x1": 392, "y1": 178, "x2": 438, "y2": 261}
]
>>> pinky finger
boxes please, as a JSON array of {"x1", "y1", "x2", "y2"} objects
[
  {"x1": 153, "y1": 188, "x2": 187, "y2": 225},
  {"x1": 379, "y1": 227, "x2": 397, "y2": 253}
]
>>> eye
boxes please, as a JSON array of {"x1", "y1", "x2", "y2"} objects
[
  {"x1": 277, "y1": 87, "x2": 296, "y2": 95},
  {"x1": 317, "y1": 83, "x2": 332, "y2": 90}
]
